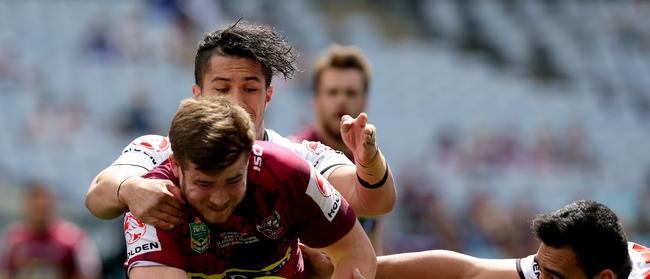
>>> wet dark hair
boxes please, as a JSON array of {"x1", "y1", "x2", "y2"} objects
[
  {"x1": 532, "y1": 200, "x2": 631, "y2": 278},
  {"x1": 194, "y1": 20, "x2": 298, "y2": 88}
]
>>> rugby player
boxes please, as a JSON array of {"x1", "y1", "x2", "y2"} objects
[
  {"x1": 292, "y1": 44, "x2": 388, "y2": 253},
  {"x1": 339, "y1": 200, "x2": 650, "y2": 279},
  {"x1": 1, "y1": 183, "x2": 100, "y2": 279},
  {"x1": 123, "y1": 97, "x2": 376, "y2": 278},
  {"x1": 85, "y1": 21, "x2": 396, "y2": 231}
]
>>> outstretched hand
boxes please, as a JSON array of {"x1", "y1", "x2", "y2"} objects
[{"x1": 340, "y1": 113, "x2": 378, "y2": 165}]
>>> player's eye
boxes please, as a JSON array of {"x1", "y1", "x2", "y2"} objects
[
  {"x1": 245, "y1": 87, "x2": 258, "y2": 93},
  {"x1": 226, "y1": 177, "x2": 242, "y2": 185},
  {"x1": 213, "y1": 88, "x2": 229, "y2": 93}
]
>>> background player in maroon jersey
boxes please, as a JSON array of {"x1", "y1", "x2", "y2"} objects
[
  {"x1": 292, "y1": 44, "x2": 389, "y2": 254},
  {"x1": 0, "y1": 182, "x2": 100, "y2": 279},
  {"x1": 125, "y1": 97, "x2": 376, "y2": 279},
  {"x1": 86, "y1": 21, "x2": 396, "y2": 231}
]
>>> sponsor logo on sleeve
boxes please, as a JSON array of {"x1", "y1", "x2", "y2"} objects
[
  {"x1": 305, "y1": 167, "x2": 341, "y2": 221},
  {"x1": 303, "y1": 141, "x2": 332, "y2": 155},
  {"x1": 124, "y1": 212, "x2": 161, "y2": 259},
  {"x1": 135, "y1": 136, "x2": 170, "y2": 153},
  {"x1": 190, "y1": 218, "x2": 210, "y2": 253}
]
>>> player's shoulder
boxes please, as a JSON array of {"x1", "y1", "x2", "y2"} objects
[
  {"x1": 628, "y1": 241, "x2": 650, "y2": 278},
  {"x1": 50, "y1": 219, "x2": 87, "y2": 246},
  {"x1": 249, "y1": 141, "x2": 311, "y2": 186},
  {"x1": 290, "y1": 126, "x2": 320, "y2": 142},
  {"x1": 1, "y1": 222, "x2": 29, "y2": 243},
  {"x1": 251, "y1": 141, "x2": 309, "y2": 170}
]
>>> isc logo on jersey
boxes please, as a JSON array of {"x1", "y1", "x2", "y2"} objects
[
  {"x1": 252, "y1": 144, "x2": 263, "y2": 172},
  {"x1": 305, "y1": 166, "x2": 341, "y2": 221},
  {"x1": 124, "y1": 212, "x2": 161, "y2": 259}
]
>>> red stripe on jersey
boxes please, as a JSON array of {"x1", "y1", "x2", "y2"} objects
[
  {"x1": 644, "y1": 269, "x2": 650, "y2": 279},
  {"x1": 634, "y1": 243, "x2": 649, "y2": 251},
  {"x1": 643, "y1": 253, "x2": 650, "y2": 264}
]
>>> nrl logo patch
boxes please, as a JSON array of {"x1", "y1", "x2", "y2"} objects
[
  {"x1": 256, "y1": 211, "x2": 284, "y2": 239},
  {"x1": 189, "y1": 219, "x2": 210, "y2": 253}
]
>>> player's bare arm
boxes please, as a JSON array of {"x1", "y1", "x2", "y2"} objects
[
  {"x1": 375, "y1": 250, "x2": 519, "y2": 279},
  {"x1": 86, "y1": 165, "x2": 185, "y2": 229},
  {"x1": 318, "y1": 220, "x2": 377, "y2": 279},
  {"x1": 333, "y1": 112, "x2": 396, "y2": 216},
  {"x1": 85, "y1": 135, "x2": 185, "y2": 229},
  {"x1": 129, "y1": 265, "x2": 186, "y2": 279}
]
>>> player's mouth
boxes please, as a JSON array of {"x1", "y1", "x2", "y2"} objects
[{"x1": 208, "y1": 203, "x2": 230, "y2": 212}]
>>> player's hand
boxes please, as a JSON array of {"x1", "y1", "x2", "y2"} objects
[
  {"x1": 121, "y1": 177, "x2": 185, "y2": 229},
  {"x1": 300, "y1": 243, "x2": 334, "y2": 279},
  {"x1": 340, "y1": 113, "x2": 378, "y2": 165},
  {"x1": 352, "y1": 268, "x2": 366, "y2": 279}
]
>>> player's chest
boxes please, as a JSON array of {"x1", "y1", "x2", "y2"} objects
[{"x1": 181, "y1": 209, "x2": 293, "y2": 260}]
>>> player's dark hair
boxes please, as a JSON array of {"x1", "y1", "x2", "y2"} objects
[
  {"x1": 312, "y1": 44, "x2": 371, "y2": 94},
  {"x1": 169, "y1": 97, "x2": 254, "y2": 175},
  {"x1": 194, "y1": 20, "x2": 298, "y2": 88},
  {"x1": 532, "y1": 200, "x2": 631, "y2": 278}
]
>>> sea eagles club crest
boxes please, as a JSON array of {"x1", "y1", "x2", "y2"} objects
[
  {"x1": 256, "y1": 211, "x2": 284, "y2": 239},
  {"x1": 190, "y1": 218, "x2": 210, "y2": 253}
]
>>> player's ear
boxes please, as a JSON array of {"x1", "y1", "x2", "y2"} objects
[
  {"x1": 170, "y1": 155, "x2": 181, "y2": 177},
  {"x1": 593, "y1": 269, "x2": 615, "y2": 279},
  {"x1": 192, "y1": 84, "x2": 202, "y2": 99},
  {"x1": 265, "y1": 85, "x2": 273, "y2": 104}
]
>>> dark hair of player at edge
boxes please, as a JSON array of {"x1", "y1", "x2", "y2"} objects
[
  {"x1": 169, "y1": 97, "x2": 255, "y2": 175},
  {"x1": 194, "y1": 19, "x2": 299, "y2": 88},
  {"x1": 531, "y1": 200, "x2": 632, "y2": 278}
]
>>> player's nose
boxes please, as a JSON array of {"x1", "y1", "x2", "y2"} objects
[{"x1": 207, "y1": 189, "x2": 230, "y2": 210}]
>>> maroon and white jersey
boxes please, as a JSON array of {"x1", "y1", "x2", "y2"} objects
[
  {"x1": 0, "y1": 220, "x2": 100, "y2": 279},
  {"x1": 112, "y1": 129, "x2": 353, "y2": 179},
  {"x1": 123, "y1": 141, "x2": 357, "y2": 278},
  {"x1": 517, "y1": 242, "x2": 650, "y2": 279}
]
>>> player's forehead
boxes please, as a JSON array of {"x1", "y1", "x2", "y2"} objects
[
  {"x1": 203, "y1": 55, "x2": 266, "y2": 84},
  {"x1": 319, "y1": 68, "x2": 364, "y2": 87},
  {"x1": 186, "y1": 152, "x2": 249, "y2": 181},
  {"x1": 537, "y1": 243, "x2": 585, "y2": 279}
]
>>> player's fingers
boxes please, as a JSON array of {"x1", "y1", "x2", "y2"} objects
[
  {"x1": 356, "y1": 113, "x2": 368, "y2": 128},
  {"x1": 156, "y1": 202, "x2": 184, "y2": 221},
  {"x1": 164, "y1": 183, "x2": 186, "y2": 205},
  {"x1": 364, "y1": 124, "x2": 377, "y2": 145},
  {"x1": 151, "y1": 209, "x2": 183, "y2": 228},
  {"x1": 340, "y1": 115, "x2": 354, "y2": 133},
  {"x1": 148, "y1": 218, "x2": 176, "y2": 230}
]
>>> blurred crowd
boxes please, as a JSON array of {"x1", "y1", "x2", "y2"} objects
[{"x1": 2, "y1": 0, "x2": 650, "y2": 277}]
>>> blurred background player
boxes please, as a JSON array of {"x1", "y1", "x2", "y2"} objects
[
  {"x1": 293, "y1": 44, "x2": 387, "y2": 254},
  {"x1": 0, "y1": 182, "x2": 100, "y2": 279}
]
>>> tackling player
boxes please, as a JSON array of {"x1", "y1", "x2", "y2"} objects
[
  {"x1": 85, "y1": 21, "x2": 396, "y2": 231},
  {"x1": 123, "y1": 97, "x2": 376, "y2": 278},
  {"x1": 339, "y1": 200, "x2": 650, "y2": 279}
]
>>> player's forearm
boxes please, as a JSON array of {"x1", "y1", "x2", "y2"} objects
[
  {"x1": 332, "y1": 255, "x2": 376, "y2": 279},
  {"x1": 322, "y1": 222, "x2": 377, "y2": 279},
  {"x1": 376, "y1": 251, "x2": 519, "y2": 279},
  {"x1": 85, "y1": 166, "x2": 146, "y2": 219},
  {"x1": 351, "y1": 149, "x2": 396, "y2": 216}
]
